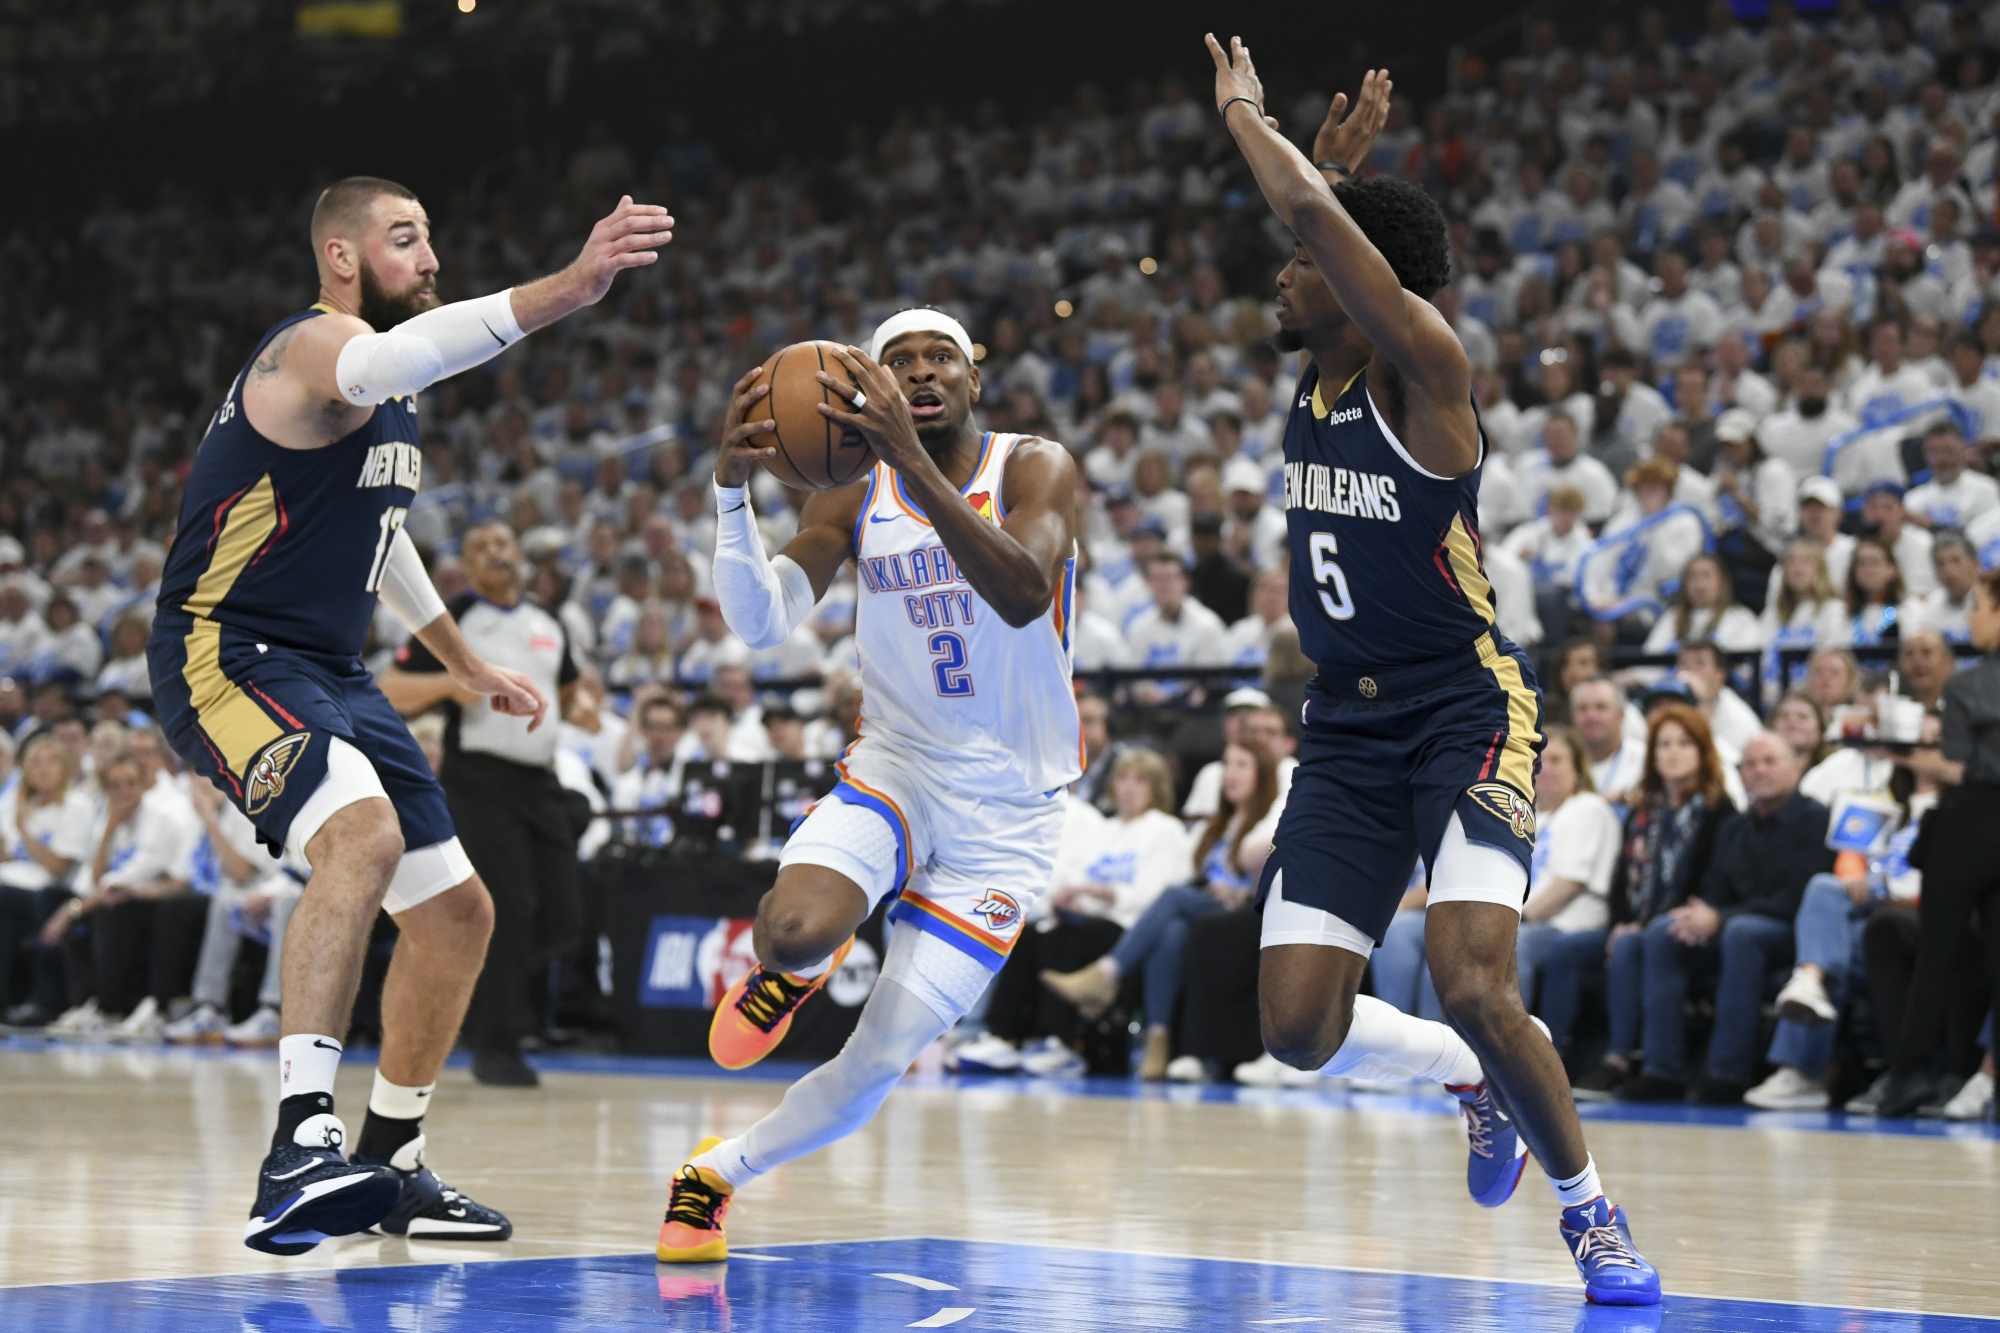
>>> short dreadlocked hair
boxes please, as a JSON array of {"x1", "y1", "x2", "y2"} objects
[{"x1": 1332, "y1": 175, "x2": 1452, "y2": 300}]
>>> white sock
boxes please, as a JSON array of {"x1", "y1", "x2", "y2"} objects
[
  {"x1": 279, "y1": 1033, "x2": 342, "y2": 1101},
  {"x1": 1321, "y1": 995, "x2": 1486, "y2": 1087},
  {"x1": 692, "y1": 977, "x2": 949, "y2": 1190},
  {"x1": 368, "y1": 1070, "x2": 435, "y2": 1122},
  {"x1": 1552, "y1": 1156, "x2": 1604, "y2": 1209}
]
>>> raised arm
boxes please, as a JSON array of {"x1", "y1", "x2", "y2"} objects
[
  {"x1": 1205, "y1": 36, "x2": 1469, "y2": 402},
  {"x1": 820, "y1": 346, "x2": 1077, "y2": 628},
  {"x1": 246, "y1": 196, "x2": 674, "y2": 450}
]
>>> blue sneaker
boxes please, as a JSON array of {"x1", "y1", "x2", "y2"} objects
[
  {"x1": 1453, "y1": 1080, "x2": 1529, "y2": 1207},
  {"x1": 1560, "y1": 1197, "x2": 1662, "y2": 1305},
  {"x1": 245, "y1": 1112, "x2": 401, "y2": 1256}
]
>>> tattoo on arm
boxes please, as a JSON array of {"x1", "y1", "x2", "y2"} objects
[{"x1": 251, "y1": 325, "x2": 296, "y2": 378}]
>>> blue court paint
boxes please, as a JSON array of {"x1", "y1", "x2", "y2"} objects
[{"x1": 1, "y1": 1238, "x2": 1991, "y2": 1332}]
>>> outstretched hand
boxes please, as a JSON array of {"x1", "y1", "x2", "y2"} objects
[
  {"x1": 1204, "y1": 33, "x2": 1280, "y2": 130},
  {"x1": 452, "y1": 659, "x2": 549, "y2": 731},
  {"x1": 566, "y1": 196, "x2": 675, "y2": 307},
  {"x1": 1316, "y1": 69, "x2": 1393, "y2": 173}
]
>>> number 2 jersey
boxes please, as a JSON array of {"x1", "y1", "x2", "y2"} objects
[
  {"x1": 848, "y1": 432, "x2": 1082, "y2": 800},
  {"x1": 155, "y1": 305, "x2": 422, "y2": 661},
  {"x1": 1281, "y1": 362, "x2": 1510, "y2": 681}
]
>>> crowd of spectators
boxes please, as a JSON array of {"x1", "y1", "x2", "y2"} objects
[{"x1": 0, "y1": 0, "x2": 1995, "y2": 1119}]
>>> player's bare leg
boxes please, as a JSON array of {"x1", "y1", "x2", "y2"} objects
[
  {"x1": 708, "y1": 865, "x2": 869, "y2": 1071},
  {"x1": 1427, "y1": 900, "x2": 1659, "y2": 1304},
  {"x1": 285, "y1": 798, "x2": 406, "y2": 1040},
  {"x1": 1259, "y1": 944, "x2": 1484, "y2": 1087},
  {"x1": 1425, "y1": 902, "x2": 1586, "y2": 1176},
  {"x1": 752, "y1": 865, "x2": 869, "y2": 973},
  {"x1": 242, "y1": 798, "x2": 407, "y2": 1254},
  {"x1": 375, "y1": 878, "x2": 493, "y2": 1087},
  {"x1": 348, "y1": 874, "x2": 511, "y2": 1240}
]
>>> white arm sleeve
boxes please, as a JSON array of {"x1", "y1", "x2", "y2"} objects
[
  {"x1": 333, "y1": 289, "x2": 525, "y2": 406},
  {"x1": 376, "y1": 526, "x2": 448, "y2": 632},
  {"x1": 711, "y1": 482, "x2": 816, "y2": 651}
]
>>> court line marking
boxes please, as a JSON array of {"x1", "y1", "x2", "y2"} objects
[
  {"x1": 1248, "y1": 1320, "x2": 1327, "y2": 1327},
  {"x1": 876, "y1": 1272, "x2": 959, "y2": 1291},
  {"x1": 728, "y1": 1253, "x2": 791, "y2": 1262},
  {"x1": 0, "y1": 1234, "x2": 935, "y2": 1291},
  {"x1": 903, "y1": 1235, "x2": 2000, "y2": 1326},
  {"x1": 8, "y1": 1233, "x2": 1996, "y2": 1326},
  {"x1": 908, "y1": 1308, "x2": 975, "y2": 1328}
]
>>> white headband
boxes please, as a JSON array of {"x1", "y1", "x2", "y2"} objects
[{"x1": 868, "y1": 308, "x2": 975, "y2": 364}]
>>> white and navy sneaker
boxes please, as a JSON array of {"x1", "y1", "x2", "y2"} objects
[
  {"x1": 363, "y1": 1136, "x2": 512, "y2": 1241},
  {"x1": 245, "y1": 1112, "x2": 400, "y2": 1256}
]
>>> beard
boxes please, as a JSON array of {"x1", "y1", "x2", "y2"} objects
[
  {"x1": 1272, "y1": 325, "x2": 1306, "y2": 353},
  {"x1": 357, "y1": 260, "x2": 436, "y2": 331},
  {"x1": 1799, "y1": 396, "x2": 1826, "y2": 418}
]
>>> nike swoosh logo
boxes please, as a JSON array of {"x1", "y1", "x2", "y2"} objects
[
  {"x1": 868, "y1": 513, "x2": 900, "y2": 524},
  {"x1": 447, "y1": 1207, "x2": 467, "y2": 1218},
  {"x1": 267, "y1": 1161, "x2": 319, "y2": 1181},
  {"x1": 311, "y1": 1039, "x2": 341, "y2": 1051},
  {"x1": 480, "y1": 319, "x2": 506, "y2": 348}
]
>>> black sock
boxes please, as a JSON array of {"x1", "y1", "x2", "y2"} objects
[
  {"x1": 355, "y1": 1108, "x2": 423, "y2": 1166},
  {"x1": 275, "y1": 1092, "x2": 334, "y2": 1148}
]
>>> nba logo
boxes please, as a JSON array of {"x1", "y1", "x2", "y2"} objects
[{"x1": 969, "y1": 890, "x2": 1021, "y2": 932}]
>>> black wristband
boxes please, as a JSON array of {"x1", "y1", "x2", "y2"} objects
[
  {"x1": 1316, "y1": 161, "x2": 1353, "y2": 177},
  {"x1": 1219, "y1": 95, "x2": 1261, "y2": 123}
]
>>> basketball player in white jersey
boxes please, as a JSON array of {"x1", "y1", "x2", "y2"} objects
[{"x1": 655, "y1": 309, "x2": 1082, "y2": 1262}]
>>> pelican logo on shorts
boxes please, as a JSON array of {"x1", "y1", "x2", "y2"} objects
[
  {"x1": 969, "y1": 890, "x2": 1022, "y2": 933},
  {"x1": 1357, "y1": 675, "x2": 1379, "y2": 699},
  {"x1": 244, "y1": 732, "x2": 311, "y2": 816},
  {"x1": 1467, "y1": 782, "x2": 1536, "y2": 841}
]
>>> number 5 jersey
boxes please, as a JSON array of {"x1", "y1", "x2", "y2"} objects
[{"x1": 847, "y1": 432, "x2": 1082, "y2": 800}]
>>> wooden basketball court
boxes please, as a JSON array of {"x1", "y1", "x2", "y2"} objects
[{"x1": 1, "y1": 1040, "x2": 1994, "y2": 1330}]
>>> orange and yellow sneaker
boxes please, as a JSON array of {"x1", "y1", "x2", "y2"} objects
[
  {"x1": 656, "y1": 1136, "x2": 734, "y2": 1264},
  {"x1": 707, "y1": 937, "x2": 854, "y2": 1071}
]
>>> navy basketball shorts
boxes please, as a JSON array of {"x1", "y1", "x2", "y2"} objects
[
  {"x1": 1256, "y1": 634, "x2": 1545, "y2": 953},
  {"x1": 149, "y1": 620, "x2": 470, "y2": 913}
]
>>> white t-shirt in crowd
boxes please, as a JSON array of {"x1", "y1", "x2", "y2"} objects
[
  {"x1": 1532, "y1": 791, "x2": 1622, "y2": 932},
  {"x1": 1124, "y1": 598, "x2": 1230, "y2": 671},
  {"x1": 1059, "y1": 807, "x2": 1195, "y2": 928},
  {"x1": 1904, "y1": 471, "x2": 2000, "y2": 531},
  {"x1": 0, "y1": 784, "x2": 95, "y2": 890},
  {"x1": 1756, "y1": 405, "x2": 1858, "y2": 479},
  {"x1": 1641, "y1": 604, "x2": 1767, "y2": 656}
]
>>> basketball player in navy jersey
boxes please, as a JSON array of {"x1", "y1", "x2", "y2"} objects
[
  {"x1": 1206, "y1": 37, "x2": 1658, "y2": 1304},
  {"x1": 148, "y1": 179, "x2": 673, "y2": 1254}
]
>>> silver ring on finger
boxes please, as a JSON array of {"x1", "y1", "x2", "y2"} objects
[{"x1": 849, "y1": 389, "x2": 868, "y2": 411}]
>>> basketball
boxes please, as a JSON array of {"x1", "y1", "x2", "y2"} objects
[{"x1": 750, "y1": 340, "x2": 876, "y2": 491}]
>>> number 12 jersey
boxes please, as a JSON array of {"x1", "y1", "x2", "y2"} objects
[{"x1": 155, "y1": 305, "x2": 422, "y2": 660}]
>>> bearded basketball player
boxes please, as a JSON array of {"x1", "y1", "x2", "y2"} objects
[{"x1": 148, "y1": 179, "x2": 672, "y2": 1254}]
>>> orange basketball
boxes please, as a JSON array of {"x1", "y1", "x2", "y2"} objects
[{"x1": 749, "y1": 341, "x2": 876, "y2": 491}]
